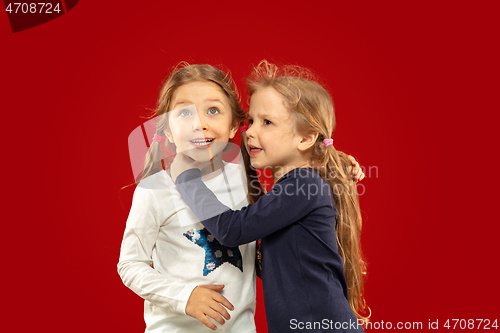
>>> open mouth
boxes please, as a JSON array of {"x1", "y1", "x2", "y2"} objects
[
  {"x1": 247, "y1": 144, "x2": 263, "y2": 155},
  {"x1": 190, "y1": 138, "x2": 214, "y2": 147}
]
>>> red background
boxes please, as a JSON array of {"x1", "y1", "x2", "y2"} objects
[{"x1": 1, "y1": 1, "x2": 499, "y2": 332}]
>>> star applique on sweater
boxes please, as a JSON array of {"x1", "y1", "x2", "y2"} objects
[{"x1": 184, "y1": 228, "x2": 243, "y2": 276}]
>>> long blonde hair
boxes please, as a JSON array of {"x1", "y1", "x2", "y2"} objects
[
  {"x1": 138, "y1": 62, "x2": 246, "y2": 182},
  {"x1": 246, "y1": 60, "x2": 369, "y2": 319}
]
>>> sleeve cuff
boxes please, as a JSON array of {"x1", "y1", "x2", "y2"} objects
[{"x1": 177, "y1": 284, "x2": 198, "y2": 315}]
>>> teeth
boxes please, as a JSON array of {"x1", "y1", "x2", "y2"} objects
[{"x1": 191, "y1": 139, "x2": 213, "y2": 146}]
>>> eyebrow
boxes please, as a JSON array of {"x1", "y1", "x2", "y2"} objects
[
  {"x1": 204, "y1": 98, "x2": 226, "y2": 105},
  {"x1": 251, "y1": 112, "x2": 271, "y2": 119},
  {"x1": 173, "y1": 98, "x2": 226, "y2": 108},
  {"x1": 172, "y1": 100, "x2": 193, "y2": 107}
]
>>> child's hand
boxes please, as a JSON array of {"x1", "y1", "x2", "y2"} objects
[
  {"x1": 186, "y1": 284, "x2": 234, "y2": 330},
  {"x1": 348, "y1": 155, "x2": 365, "y2": 182}
]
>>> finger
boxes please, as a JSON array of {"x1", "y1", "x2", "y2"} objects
[
  {"x1": 350, "y1": 165, "x2": 358, "y2": 178},
  {"x1": 352, "y1": 165, "x2": 359, "y2": 176},
  {"x1": 212, "y1": 292, "x2": 235, "y2": 311},
  {"x1": 353, "y1": 160, "x2": 360, "y2": 171},
  {"x1": 360, "y1": 172, "x2": 365, "y2": 181},
  {"x1": 196, "y1": 313, "x2": 218, "y2": 330},
  {"x1": 355, "y1": 171, "x2": 364, "y2": 182},
  {"x1": 211, "y1": 302, "x2": 231, "y2": 321},
  {"x1": 349, "y1": 157, "x2": 358, "y2": 169},
  {"x1": 206, "y1": 308, "x2": 226, "y2": 326},
  {"x1": 201, "y1": 284, "x2": 225, "y2": 291}
]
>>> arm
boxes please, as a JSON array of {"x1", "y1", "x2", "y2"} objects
[
  {"x1": 118, "y1": 184, "x2": 234, "y2": 330},
  {"x1": 117, "y1": 185, "x2": 196, "y2": 314},
  {"x1": 175, "y1": 168, "x2": 319, "y2": 247}
]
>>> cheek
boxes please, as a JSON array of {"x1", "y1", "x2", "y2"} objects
[
  {"x1": 218, "y1": 119, "x2": 235, "y2": 138},
  {"x1": 173, "y1": 119, "x2": 192, "y2": 135},
  {"x1": 169, "y1": 127, "x2": 186, "y2": 143},
  {"x1": 280, "y1": 130, "x2": 296, "y2": 141}
]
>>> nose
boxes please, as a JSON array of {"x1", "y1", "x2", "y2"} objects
[
  {"x1": 192, "y1": 114, "x2": 209, "y2": 132},
  {"x1": 245, "y1": 123, "x2": 255, "y2": 139}
]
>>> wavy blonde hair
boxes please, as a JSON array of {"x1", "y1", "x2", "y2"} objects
[{"x1": 246, "y1": 60, "x2": 370, "y2": 319}]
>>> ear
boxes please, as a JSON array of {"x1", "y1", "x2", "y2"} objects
[
  {"x1": 164, "y1": 128, "x2": 175, "y2": 144},
  {"x1": 297, "y1": 132, "x2": 319, "y2": 152},
  {"x1": 228, "y1": 123, "x2": 239, "y2": 140}
]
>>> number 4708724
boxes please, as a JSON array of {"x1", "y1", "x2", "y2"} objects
[
  {"x1": 5, "y1": 3, "x2": 61, "y2": 14},
  {"x1": 444, "y1": 319, "x2": 498, "y2": 330}
]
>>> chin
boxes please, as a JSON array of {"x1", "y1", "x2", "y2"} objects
[
  {"x1": 250, "y1": 160, "x2": 265, "y2": 170},
  {"x1": 185, "y1": 151, "x2": 212, "y2": 162}
]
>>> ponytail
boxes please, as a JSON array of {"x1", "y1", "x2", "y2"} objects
[
  {"x1": 318, "y1": 142, "x2": 369, "y2": 319},
  {"x1": 136, "y1": 135, "x2": 170, "y2": 183}
]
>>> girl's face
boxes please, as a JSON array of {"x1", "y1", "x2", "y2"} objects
[
  {"x1": 245, "y1": 87, "x2": 305, "y2": 172},
  {"x1": 165, "y1": 81, "x2": 238, "y2": 162}
]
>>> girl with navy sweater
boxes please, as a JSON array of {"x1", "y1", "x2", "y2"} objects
[{"x1": 171, "y1": 61, "x2": 369, "y2": 332}]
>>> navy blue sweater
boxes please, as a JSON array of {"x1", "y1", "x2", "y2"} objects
[{"x1": 176, "y1": 167, "x2": 364, "y2": 332}]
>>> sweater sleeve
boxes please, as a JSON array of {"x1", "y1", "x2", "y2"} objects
[
  {"x1": 176, "y1": 168, "x2": 319, "y2": 247},
  {"x1": 117, "y1": 185, "x2": 196, "y2": 315}
]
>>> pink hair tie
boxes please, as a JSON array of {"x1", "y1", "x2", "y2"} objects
[
  {"x1": 323, "y1": 138, "x2": 334, "y2": 147},
  {"x1": 152, "y1": 134, "x2": 163, "y2": 142},
  {"x1": 238, "y1": 125, "x2": 248, "y2": 133}
]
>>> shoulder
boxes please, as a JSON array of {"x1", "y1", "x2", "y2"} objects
[
  {"x1": 222, "y1": 162, "x2": 246, "y2": 185},
  {"x1": 133, "y1": 170, "x2": 177, "y2": 207},
  {"x1": 137, "y1": 170, "x2": 171, "y2": 190},
  {"x1": 223, "y1": 161, "x2": 243, "y2": 173},
  {"x1": 268, "y1": 168, "x2": 325, "y2": 199},
  {"x1": 223, "y1": 162, "x2": 246, "y2": 181},
  {"x1": 130, "y1": 170, "x2": 182, "y2": 225},
  {"x1": 276, "y1": 168, "x2": 329, "y2": 189},
  {"x1": 271, "y1": 168, "x2": 333, "y2": 207},
  {"x1": 228, "y1": 163, "x2": 249, "y2": 208}
]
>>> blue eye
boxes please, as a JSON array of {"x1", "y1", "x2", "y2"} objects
[
  {"x1": 208, "y1": 107, "x2": 219, "y2": 115},
  {"x1": 180, "y1": 109, "x2": 192, "y2": 117}
]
